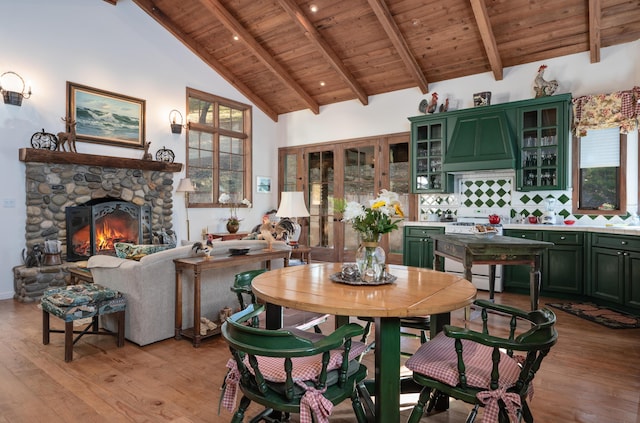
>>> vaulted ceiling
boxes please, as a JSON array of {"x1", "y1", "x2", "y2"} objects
[{"x1": 117, "y1": 0, "x2": 640, "y2": 121}]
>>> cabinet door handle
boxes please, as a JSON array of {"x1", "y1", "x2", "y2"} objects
[
  {"x1": 621, "y1": 241, "x2": 628, "y2": 245},
  {"x1": 618, "y1": 251, "x2": 623, "y2": 255},
  {"x1": 521, "y1": 235, "x2": 526, "y2": 238},
  {"x1": 624, "y1": 252, "x2": 629, "y2": 256},
  {"x1": 560, "y1": 236, "x2": 566, "y2": 240}
]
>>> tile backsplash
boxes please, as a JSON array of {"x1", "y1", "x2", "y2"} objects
[{"x1": 419, "y1": 170, "x2": 636, "y2": 225}]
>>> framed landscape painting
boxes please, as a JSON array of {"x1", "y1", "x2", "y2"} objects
[
  {"x1": 66, "y1": 82, "x2": 145, "y2": 148},
  {"x1": 256, "y1": 176, "x2": 272, "y2": 193}
]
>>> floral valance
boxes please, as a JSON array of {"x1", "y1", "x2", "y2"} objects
[{"x1": 572, "y1": 86, "x2": 640, "y2": 136}]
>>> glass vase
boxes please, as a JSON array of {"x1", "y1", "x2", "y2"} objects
[{"x1": 356, "y1": 235, "x2": 386, "y2": 283}]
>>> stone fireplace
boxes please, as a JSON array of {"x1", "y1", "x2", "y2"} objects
[{"x1": 15, "y1": 149, "x2": 182, "y2": 302}]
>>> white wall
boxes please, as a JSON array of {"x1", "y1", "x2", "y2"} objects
[
  {"x1": 278, "y1": 40, "x2": 640, "y2": 145},
  {"x1": 0, "y1": 0, "x2": 280, "y2": 299},
  {"x1": 1, "y1": 1, "x2": 638, "y2": 300}
]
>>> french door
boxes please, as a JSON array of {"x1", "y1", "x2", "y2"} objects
[{"x1": 278, "y1": 133, "x2": 413, "y2": 263}]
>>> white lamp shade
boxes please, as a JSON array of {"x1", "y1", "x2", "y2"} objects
[
  {"x1": 276, "y1": 192, "x2": 309, "y2": 218},
  {"x1": 176, "y1": 178, "x2": 195, "y2": 193}
]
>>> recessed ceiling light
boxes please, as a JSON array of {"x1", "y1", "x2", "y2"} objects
[
  {"x1": 319, "y1": 81, "x2": 326, "y2": 87},
  {"x1": 310, "y1": 4, "x2": 318, "y2": 13},
  {"x1": 233, "y1": 35, "x2": 240, "y2": 41}
]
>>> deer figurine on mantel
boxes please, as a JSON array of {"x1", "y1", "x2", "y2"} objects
[{"x1": 56, "y1": 117, "x2": 77, "y2": 153}]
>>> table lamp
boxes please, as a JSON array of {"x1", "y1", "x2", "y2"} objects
[
  {"x1": 176, "y1": 178, "x2": 195, "y2": 240},
  {"x1": 276, "y1": 191, "x2": 309, "y2": 246}
]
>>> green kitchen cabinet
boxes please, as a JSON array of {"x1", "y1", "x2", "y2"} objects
[
  {"x1": 409, "y1": 116, "x2": 453, "y2": 193},
  {"x1": 504, "y1": 229, "x2": 584, "y2": 295},
  {"x1": 542, "y1": 231, "x2": 584, "y2": 295},
  {"x1": 515, "y1": 93, "x2": 571, "y2": 191},
  {"x1": 502, "y1": 229, "x2": 543, "y2": 291},
  {"x1": 403, "y1": 226, "x2": 444, "y2": 269},
  {"x1": 590, "y1": 233, "x2": 640, "y2": 310}
]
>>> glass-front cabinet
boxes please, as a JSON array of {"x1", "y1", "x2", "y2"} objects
[
  {"x1": 409, "y1": 116, "x2": 451, "y2": 193},
  {"x1": 516, "y1": 94, "x2": 571, "y2": 191}
]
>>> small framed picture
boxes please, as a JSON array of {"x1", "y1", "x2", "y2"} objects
[{"x1": 256, "y1": 176, "x2": 272, "y2": 193}]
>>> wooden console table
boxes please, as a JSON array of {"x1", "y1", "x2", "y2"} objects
[
  {"x1": 173, "y1": 249, "x2": 290, "y2": 347},
  {"x1": 431, "y1": 234, "x2": 553, "y2": 310}
]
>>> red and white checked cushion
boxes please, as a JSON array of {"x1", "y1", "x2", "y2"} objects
[
  {"x1": 246, "y1": 340, "x2": 366, "y2": 383},
  {"x1": 405, "y1": 332, "x2": 521, "y2": 390}
]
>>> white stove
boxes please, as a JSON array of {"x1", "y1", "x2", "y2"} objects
[{"x1": 443, "y1": 219, "x2": 504, "y2": 292}]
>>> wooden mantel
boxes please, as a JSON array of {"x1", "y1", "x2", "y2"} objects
[{"x1": 19, "y1": 148, "x2": 183, "y2": 172}]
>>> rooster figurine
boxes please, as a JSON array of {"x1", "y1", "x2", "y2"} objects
[
  {"x1": 258, "y1": 215, "x2": 276, "y2": 251},
  {"x1": 427, "y1": 92, "x2": 438, "y2": 113},
  {"x1": 439, "y1": 98, "x2": 449, "y2": 113},
  {"x1": 534, "y1": 65, "x2": 558, "y2": 98}
]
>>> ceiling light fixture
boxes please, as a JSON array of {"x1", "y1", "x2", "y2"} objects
[
  {"x1": 233, "y1": 35, "x2": 240, "y2": 41},
  {"x1": 309, "y1": 4, "x2": 318, "y2": 13},
  {"x1": 319, "y1": 81, "x2": 326, "y2": 87}
]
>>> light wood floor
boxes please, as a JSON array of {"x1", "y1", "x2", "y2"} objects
[{"x1": 1, "y1": 291, "x2": 639, "y2": 423}]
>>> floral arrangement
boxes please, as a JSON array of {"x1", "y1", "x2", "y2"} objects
[
  {"x1": 336, "y1": 189, "x2": 405, "y2": 242},
  {"x1": 218, "y1": 193, "x2": 252, "y2": 224}
]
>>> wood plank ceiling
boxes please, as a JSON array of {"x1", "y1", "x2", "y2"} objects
[{"x1": 117, "y1": 0, "x2": 640, "y2": 121}]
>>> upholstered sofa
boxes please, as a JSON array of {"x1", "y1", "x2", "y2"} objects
[{"x1": 87, "y1": 240, "x2": 290, "y2": 346}]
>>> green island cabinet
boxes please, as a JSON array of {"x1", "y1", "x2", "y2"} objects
[
  {"x1": 590, "y1": 233, "x2": 640, "y2": 310},
  {"x1": 502, "y1": 229, "x2": 584, "y2": 295},
  {"x1": 403, "y1": 226, "x2": 444, "y2": 269}
]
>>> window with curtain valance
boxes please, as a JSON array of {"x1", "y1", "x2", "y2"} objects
[{"x1": 572, "y1": 87, "x2": 640, "y2": 136}]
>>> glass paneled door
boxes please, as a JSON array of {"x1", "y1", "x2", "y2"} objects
[
  {"x1": 307, "y1": 146, "x2": 337, "y2": 262},
  {"x1": 342, "y1": 143, "x2": 377, "y2": 262}
]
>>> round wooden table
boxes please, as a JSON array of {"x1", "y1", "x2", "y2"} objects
[{"x1": 251, "y1": 262, "x2": 477, "y2": 423}]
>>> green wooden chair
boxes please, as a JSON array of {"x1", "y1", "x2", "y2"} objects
[
  {"x1": 405, "y1": 299, "x2": 558, "y2": 423},
  {"x1": 231, "y1": 269, "x2": 328, "y2": 332},
  {"x1": 220, "y1": 304, "x2": 369, "y2": 423}
]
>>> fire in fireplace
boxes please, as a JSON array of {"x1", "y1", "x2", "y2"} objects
[{"x1": 66, "y1": 199, "x2": 151, "y2": 261}]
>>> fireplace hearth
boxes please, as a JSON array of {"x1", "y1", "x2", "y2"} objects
[{"x1": 66, "y1": 199, "x2": 151, "y2": 261}]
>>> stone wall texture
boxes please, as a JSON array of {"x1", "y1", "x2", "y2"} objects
[{"x1": 17, "y1": 162, "x2": 176, "y2": 302}]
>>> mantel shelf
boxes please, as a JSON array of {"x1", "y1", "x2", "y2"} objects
[{"x1": 19, "y1": 148, "x2": 183, "y2": 172}]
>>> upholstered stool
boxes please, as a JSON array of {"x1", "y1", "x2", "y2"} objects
[{"x1": 41, "y1": 283, "x2": 126, "y2": 362}]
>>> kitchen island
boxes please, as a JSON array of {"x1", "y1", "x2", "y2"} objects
[{"x1": 430, "y1": 233, "x2": 553, "y2": 310}]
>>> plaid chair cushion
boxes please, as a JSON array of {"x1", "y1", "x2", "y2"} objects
[
  {"x1": 246, "y1": 340, "x2": 366, "y2": 383},
  {"x1": 405, "y1": 332, "x2": 521, "y2": 390}
]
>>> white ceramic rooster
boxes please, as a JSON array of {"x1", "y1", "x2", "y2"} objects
[{"x1": 534, "y1": 65, "x2": 558, "y2": 98}]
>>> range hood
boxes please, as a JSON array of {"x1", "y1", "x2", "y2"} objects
[{"x1": 443, "y1": 110, "x2": 516, "y2": 172}]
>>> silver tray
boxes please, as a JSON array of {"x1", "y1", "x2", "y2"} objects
[{"x1": 329, "y1": 272, "x2": 397, "y2": 286}]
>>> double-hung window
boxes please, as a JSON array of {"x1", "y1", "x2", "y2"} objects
[
  {"x1": 573, "y1": 127, "x2": 626, "y2": 214},
  {"x1": 185, "y1": 88, "x2": 252, "y2": 208}
]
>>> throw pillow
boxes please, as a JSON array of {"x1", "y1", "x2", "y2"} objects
[{"x1": 114, "y1": 243, "x2": 172, "y2": 260}]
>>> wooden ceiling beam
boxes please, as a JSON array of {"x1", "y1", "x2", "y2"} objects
[
  {"x1": 469, "y1": 0, "x2": 503, "y2": 80},
  {"x1": 199, "y1": 0, "x2": 320, "y2": 115},
  {"x1": 131, "y1": 0, "x2": 279, "y2": 121},
  {"x1": 277, "y1": 0, "x2": 368, "y2": 106},
  {"x1": 366, "y1": 0, "x2": 429, "y2": 94},
  {"x1": 589, "y1": 0, "x2": 601, "y2": 63},
  {"x1": 103, "y1": 0, "x2": 117, "y2": 4}
]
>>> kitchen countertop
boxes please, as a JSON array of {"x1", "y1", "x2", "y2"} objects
[{"x1": 404, "y1": 221, "x2": 640, "y2": 236}]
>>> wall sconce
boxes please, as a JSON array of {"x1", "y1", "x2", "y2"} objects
[
  {"x1": 169, "y1": 109, "x2": 184, "y2": 134},
  {"x1": 0, "y1": 71, "x2": 31, "y2": 106}
]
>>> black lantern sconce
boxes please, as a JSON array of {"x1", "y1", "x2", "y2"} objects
[
  {"x1": 169, "y1": 109, "x2": 184, "y2": 134},
  {"x1": 0, "y1": 71, "x2": 31, "y2": 106}
]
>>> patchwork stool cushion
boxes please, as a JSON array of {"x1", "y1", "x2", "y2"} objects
[{"x1": 41, "y1": 283, "x2": 126, "y2": 362}]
